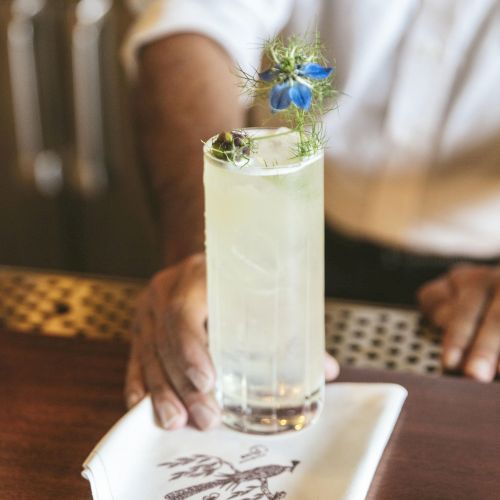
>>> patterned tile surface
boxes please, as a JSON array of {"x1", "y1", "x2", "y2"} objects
[{"x1": 0, "y1": 267, "x2": 442, "y2": 374}]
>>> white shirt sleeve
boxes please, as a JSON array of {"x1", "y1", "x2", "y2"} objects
[{"x1": 122, "y1": 0, "x2": 294, "y2": 80}]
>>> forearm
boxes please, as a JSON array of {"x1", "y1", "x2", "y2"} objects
[{"x1": 135, "y1": 34, "x2": 245, "y2": 265}]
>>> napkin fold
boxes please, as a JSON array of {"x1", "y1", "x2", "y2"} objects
[{"x1": 83, "y1": 383, "x2": 407, "y2": 500}]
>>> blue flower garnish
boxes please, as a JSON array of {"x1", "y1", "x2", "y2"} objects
[
  {"x1": 259, "y1": 62, "x2": 333, "y2": 112},
  {"x1": 233, "y1": 33, "x2": 337, "y2": 159},
  {"x1": 298, "y1": 63, "x2": 333, "y2": 80}
]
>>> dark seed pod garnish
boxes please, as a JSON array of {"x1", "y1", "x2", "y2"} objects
[{"x1": 210, "y1": 130, "x2": 253, "y2": 163}]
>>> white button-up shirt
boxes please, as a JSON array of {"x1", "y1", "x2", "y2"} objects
[{"x1": 123, "y1": 0, "x2": 500, "y2": 258}]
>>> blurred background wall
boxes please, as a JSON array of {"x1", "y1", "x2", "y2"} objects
[{"x1": 0, "y1": 0, "x2": 160, "y2": 278}]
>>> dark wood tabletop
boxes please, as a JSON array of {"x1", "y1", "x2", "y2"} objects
[{"x1": 1, "y1": 329, "x2": 499, "y2": 500}]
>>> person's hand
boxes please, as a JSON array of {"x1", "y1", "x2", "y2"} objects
[
  {"x1": 417, "y1": 264, "x2": 500, "y2": 382},
  {"x1": 125, "y1": 253, "x2": 218, "y2": 430},
  {"x1": 125, "y1": 252, "x2": 340, "y2": 430}
]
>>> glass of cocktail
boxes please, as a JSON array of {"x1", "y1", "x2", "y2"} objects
[{"x1": 204, "y1": 128, "x2": 324, "y2": 434}]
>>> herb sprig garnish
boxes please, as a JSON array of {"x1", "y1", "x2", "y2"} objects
[{"x1": 209, "y1": 33, "x2": 336, "y2": 163}]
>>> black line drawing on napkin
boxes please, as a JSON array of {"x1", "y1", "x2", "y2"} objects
[
  {"x1": 239, "y1": 445, "x2": 268, "y2": 463},
  {"x1": 159, "y1": 454, "x2": 299, "y2": 500}
]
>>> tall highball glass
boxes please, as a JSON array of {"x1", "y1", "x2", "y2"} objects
[{"x1": 204, "y1": 128, "x2": 324, "y2": 434}]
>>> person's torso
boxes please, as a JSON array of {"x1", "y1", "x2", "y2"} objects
[{"x1": 288, "y1": 0, "x2": 500, "y2": 257}]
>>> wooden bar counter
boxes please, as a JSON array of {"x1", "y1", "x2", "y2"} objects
[{"x1": 1, "y1": 328, "x2": 499, "y2": 499}]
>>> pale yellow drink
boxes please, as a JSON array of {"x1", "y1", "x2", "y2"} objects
[{"x1": 204, "y1": 128, "x2": 324, "y2": 433}]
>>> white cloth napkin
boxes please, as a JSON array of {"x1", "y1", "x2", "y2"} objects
[{"x1": 83, "y1": 383, "x2": 407, "y2": 500}]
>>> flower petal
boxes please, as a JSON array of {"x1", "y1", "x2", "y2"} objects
[
  {"x1": 289, "y1": 82, "x2": 312, "y2": 110},
  {"x1": 259, "y1": 68, "x2": 277, "y2": 82},
  {"x1": 270, "y1": 82, "x2": 292, "y2": 111},
  {"x1": 299, "y1": 63, "x2": 333, "y2": 80}
]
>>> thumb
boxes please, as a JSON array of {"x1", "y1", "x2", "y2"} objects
[{"x1": 325, "y1": 352, "x2": 340, "y2": 381}]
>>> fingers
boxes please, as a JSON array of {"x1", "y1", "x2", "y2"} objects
[
  {"x1": 417, "y1": 277, "x2": 452, "y2": 317},
  {"x1": 432, "y1": 302, "x2": 454, "y2": 329},
  {"x1": 138, "y1": 310, "x2": 188, "y2": 429},
  {"x1": 419, "y1": 265, "x2": 500, "y2": 382},
  {"x1": 124, "y1": 339, "x2": 146, "y2": 408},
  {"x1": 143, "y1": 351, "x2": 188, "y2": 429},
  {"x1": 160, "y1": 357, "x2": 220, "y2": 430},
  {"x1": 150, "y1": 255, "x2": 213, "y2": 391},
  {"x1": 146, "y1": 255, "x2": 219, "y2": 430},
  {"x1": 159, "y1": 302, "x2": 219, "y2": 429},
  {"x1": 324, "y1": 353, "x2": 339, "y2": 381},
  {"x1": 125, "y1": 293, "x2": 148, "y2": 408},
  {"x1": 162, "y1": 301, "x2": 215, "y2": 390},
  {"x1": 464, "y1": 287, "x2": 500, "y2": 383},
  {"x1": 441, "y1": 267, "x2": 491, "y2": 371}
]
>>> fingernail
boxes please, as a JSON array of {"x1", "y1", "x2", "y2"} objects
[
  {"x1": 157, "y1": 402, "x2": 181, "y2": 429},
  {"x1": 126, "y1": 392, "x2": 143, "y2": 408},
  {"x1": 444, "y1": 347, "x2": 462, "y2": 370},
  {"x1": 325, "y1": 357, "x2": 339, "y2": 380},
  {"x1": 190, "y1": 403, "x2": 219, "y2": 430},
  {"x1": 468, "y1": 359, "x2": 494, "y2": 383},
  {"x1": 186, "y1": 367, "x2": 213, "y2": 394}
]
